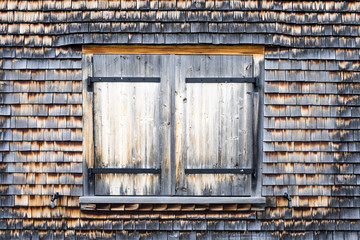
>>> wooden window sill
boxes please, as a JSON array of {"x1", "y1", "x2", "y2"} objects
[
  {"x1": 79, "y1": 196, "x2": 266, "y2": 211},
  {"x1": 80, "y1": 196, "x2": 265, "y2": 204}
]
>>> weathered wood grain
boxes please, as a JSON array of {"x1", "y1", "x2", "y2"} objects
[{"x1": 82, "y1": 54, "x2": 93, "y2": 196}]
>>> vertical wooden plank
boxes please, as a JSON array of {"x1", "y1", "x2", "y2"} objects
[
  {"x1": 93, "y1": 54, "x2": 112, "y2": 195},
  {"x1": 204, "y1": 55, "x2": 220, "y2": 182},
  {"x1": 93, "y1": 54, "x2": 108, "y2": 169},
  {"x1": 82, "y1": 54, "x2": 94, "y2": 196},
  {"x1": 166, "y1": 54, "x2": 176, "y2": 195},
  {"x1": 174, "y1": 54, "x2": 192, "y2": 195},
  {"x1": 253, "y1": 53, "x2": 264, "y2": 196},
  {"x1": 219, "y1": 55, "x2": 232, "y2": 195}
]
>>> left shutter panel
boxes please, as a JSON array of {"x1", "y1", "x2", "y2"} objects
[{"x1": 92, "y1": 55, "x2": 170, "y2": 195}]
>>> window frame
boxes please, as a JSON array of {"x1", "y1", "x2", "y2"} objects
[{"x1": 81, "y1": 45, "x2": 265, "y2": 205}]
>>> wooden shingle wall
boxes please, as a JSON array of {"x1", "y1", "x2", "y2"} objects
[{"x1": 0, "y1": 1, "x2": 360, "y2": 239}]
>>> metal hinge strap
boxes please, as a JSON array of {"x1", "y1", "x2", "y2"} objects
[
  {"x1": 88, "y1": 168, "x2": 161, "y2": 179},
  {"x1": 184, "y1": 168, "x2": 255, "y2": 174},
  {"x1": 88, "y1": 77, "x2": 160, "y2": 88},
  {"x1": 185, "y1": 77, "x2": 256, "y2": 83}
]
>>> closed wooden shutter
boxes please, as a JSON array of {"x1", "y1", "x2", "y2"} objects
[
  {"x1": 175, "y1": 55, "x2": 254, "y2": 196},
  {"x1": 92, "y1": 55, "x2": 171, "y2": 195}
]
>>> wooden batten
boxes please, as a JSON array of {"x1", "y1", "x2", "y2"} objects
[{"x1": 82, "y1": 45, "x2": 265, "y2": 55}]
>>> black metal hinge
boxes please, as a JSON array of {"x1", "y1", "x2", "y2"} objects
[
  {"x1": 185, "y1": 77, "x2": 257, "y2": 83},
  {"x1": 185, "y1": 168, "x2": 255, "y2": 175},
  {"x1": 88, "y1": 168, "x2": 161, "y2": 179},
  {"x1": 88, "y1": 77, "x2": 160, "y2": 89}
]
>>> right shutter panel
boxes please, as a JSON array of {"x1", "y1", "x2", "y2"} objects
[{"x1": 175, "y1": 55, "x2": 254, "y2": 196}]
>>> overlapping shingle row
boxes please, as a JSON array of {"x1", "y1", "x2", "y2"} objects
[{"x1": 0, "y1": 2, "x2": 359, "y2": 48}]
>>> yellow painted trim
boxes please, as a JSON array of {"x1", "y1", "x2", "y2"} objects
[{"x1": 82, "y1": 45, "x2": 265, "y2": 55}]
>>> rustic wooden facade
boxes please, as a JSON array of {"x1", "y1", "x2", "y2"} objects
[{"x1": 1, "y1": 1, "x2": 360, "y2": 239}]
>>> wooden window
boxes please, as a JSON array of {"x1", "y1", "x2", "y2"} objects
[{"x1": 83, "y1": 47, "x2": 263, "y2": 199}]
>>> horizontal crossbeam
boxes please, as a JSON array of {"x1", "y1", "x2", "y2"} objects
[
  {"x1": 88, "y1": 77, "x2": 160, "y2": 88},
  {"x1": 185, "y1": 77, "x2": 256, "y2": 83},
  {"x1": 89, "y1": 168, "x2": 161, "y2": 178}
]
